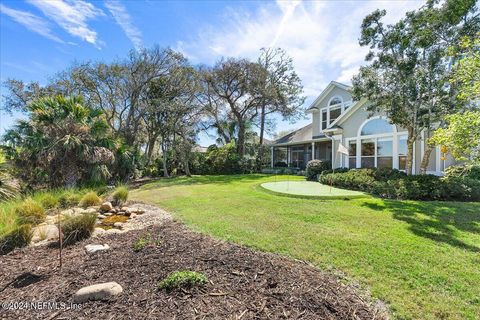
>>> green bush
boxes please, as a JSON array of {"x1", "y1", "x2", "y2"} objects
[
  {"x1": 305, "y1": 160, "x2": 330, "y2": 181},
  {"x1": 319, "y1": 169, "x2": 376, "y2": 191},
  {"x1": 112, "y1": 186, "x2": 129, "y2": 206},
  {"x1": 373, "y1": 167, "x2": 407, "y2": 181},
  {"x1": 15, "y1": 198, "x2": 45, "y2": 225},
  {"x1": 79, "y1": 191, "x2": 101, "y2": 208},
  {"x1": 59, "y1": 191, "x2": 82, "y2": 208},
  {"x1": 61, "y1": 213, "x2": 97, "y2": 245},
  {"x1": 444, "y1": 164, "x2": 480, "y2": 180},
  {"x1": 0, "y1": 224, "x2": 32, "y2": 255},
  {"x1": 38, "y1": 193, "x2": 60, "y2": 209},
  {"x1": 157, "y1": 271, "x2": 207, "y2": 291}
]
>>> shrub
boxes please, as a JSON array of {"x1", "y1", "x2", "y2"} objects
[
  {"x1": 0, "y1": 224, "x2": 32, "y2": 255},
  {"x1": 79, "y1": 191, "x2": 101, "y2": 208},
  {"x1": 38, "y1": 193, "x2": 60, "y2": 209},
  {"x1": 157, "y1": 271, "x2": 207, "y2": 291},
  {"x1": 305, "y1": 160, "x2": 330, "y2": 181},
  {"x1": 320, "y1": 169, "x2": 376, "y2": 191},
  {"x1": 59, "y1": 191, "x2": 82, "y2": 208},
  {"x1": 444, "y1": 164, "x2": 480, "y2": 180},
  {"x1": 132, "y1": 233, "x2": 161, "y2": 252},
  {"x1": 373, "y1": 167, "x2": 407, "y2": 181},
  {"x1": 112, "y1": 186, "x2": 129, "y2": 206},
  {"x1": 61, "y1": 213, "x2": 97, "y2": 245},
  {"x1": 441, "y1": 176, "x2": 480, "y2": 201},
  {"x1": 274, "y1": 161, "x2": 288, "y2": 167},
  {"x1": 15, "y1": 198, "x2": 45, "y2": 225}
]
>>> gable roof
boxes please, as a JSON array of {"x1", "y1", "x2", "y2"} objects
[
  {"x1": 306, "y1": 81, "x2": 352, "y2": 113},
  {"x1": 273, "y1": 124, "x2": 312, "y2": 145}
]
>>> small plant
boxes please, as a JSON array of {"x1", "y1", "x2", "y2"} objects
[
  {"x1": 15, "y1": 198, "x2": 45, "y2": 225},
  {"x1": 0, "y1": 224, "x2": 33, "y2": 255},
  {"x1": 59, "y1": 191, "x2": 82, "y2": 208},
  {"x1": 38, "y1": 193, "x2": 60, "y2": 209},
  {"x1": 132, "y1": 232, "x2": 161, "y2": 252},
  {"x1": 112, "y1": 186, "x2": 129, "y2": 206},
  {"x1": 305, "y1": 160, "x2": 330, "y2": 181},
  {"x1": 157, "y1": 271, "x2": 207, "y2": 291},
  {"x1": 61, "y1": 213, "x2": 97, "y2": 245},
  {"x1": 79, "y1": 191, "x2": 101, "y2": 208}
]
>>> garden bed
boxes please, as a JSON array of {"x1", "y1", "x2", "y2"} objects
[{"x1": 0, "y1": 220, "x2": 385, "y2": 319}]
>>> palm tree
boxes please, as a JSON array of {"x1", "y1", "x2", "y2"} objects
[{"x1": 3, "y1": 96, "x2": 116, "y2": 188}]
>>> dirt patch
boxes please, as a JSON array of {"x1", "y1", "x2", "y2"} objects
[{"x1": 0, "y1": 221, "x2": 387, "y2": 320}]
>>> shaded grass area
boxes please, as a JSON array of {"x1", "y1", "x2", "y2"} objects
[{"x1": 131, "y1": 174, "x2": 480, "y2": 320}]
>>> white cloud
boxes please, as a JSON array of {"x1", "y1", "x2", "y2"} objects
[
  {"x1": 104, "y1": 0, "x2": 143, "y2": 50},
  {"x1": 27, "y1": 0, "x2": 105, "y2": 47},
  {"x1": 182, "y1": 0, "x2": 424, "y2": 101},
  {"x1": 0, "y1": 4, "x2": 63, "y2": 43}
]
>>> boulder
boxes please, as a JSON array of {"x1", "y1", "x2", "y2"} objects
[
  {"x1": 120, "y1": 206, "x2": 129, "y2": 212},
  {"x1": 109, "y1": 208, "x2": 117, "y2": 214},
  {"x1": 85, "y1": 244, "x2": 110, "y2": 254},
  {"x1": 100, "y1": 202, "x2": 113, "y2": 212},
  {"x1": 113, "y1": 222, "x2": 123, "y2": 228},
  {"x1": 92, "y1": 228, "x2": 106, "y2": 237},
  {"x1": 73, "y1": 282, "x2": 123, "y2": 303},
  {"x1": 104, "y1": 212, "x2": 113, "y2": 216},
  {"x1": 97, "y1": 214, "x2": 106, "y2": 219},
  {"x1": 31, "y1": 224, "x2": 59, "y2": 243}
]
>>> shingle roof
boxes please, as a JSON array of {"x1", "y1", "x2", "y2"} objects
[{"x1": 273, "y1": 124, "x2": 313, "y2": 145}]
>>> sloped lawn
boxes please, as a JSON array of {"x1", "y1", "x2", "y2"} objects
[{"x1": 131, "y1": 174, "x2": 480, "y2": 320}]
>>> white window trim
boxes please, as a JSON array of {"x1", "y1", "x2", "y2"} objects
[{"x1": 320, "y1": 96, "x2": 353, "y2": 132}]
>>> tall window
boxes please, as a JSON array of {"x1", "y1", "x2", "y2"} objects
[
  {"x1": 348, "y1": 140, "x2": 356, "y2": 168},
  {"x1": 398, "y1": 136, "x2": 407, "y2": 170},
  {"x1": 358, "y1": 118, "x2": 395, "y2": 168},
  {"x1": 377, "y1": 138, "x2": 393, "y2": 168},
  {"x1": 361, "y1": 139, "x2": 375, "y2": 167},
  {"x1": 329, "y1": 107, "x2": 341, "y2": 124},
  {"x1": 321, "y1": 109, "x2": 328, "y2": 130}
]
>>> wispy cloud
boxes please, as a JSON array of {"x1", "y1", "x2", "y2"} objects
[
  {"x1": 105, "y1": 0, "x2": 143, "y2": 50},
  {"x1": 182, "y1": 0, "x2": 424, "y2": 100},
  {"x1": 0, "y1": 4, "x2": 63, "y2": 43},
  {"x1": 27, "y1": 0, "x2": 105, "y2": 48}
]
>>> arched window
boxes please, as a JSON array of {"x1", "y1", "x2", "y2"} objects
[
  {"x1": 329, "y1": 97, "x2": 342, "y2": 106},
  {"x1": 360, "y1": 118, "x2": 393, "y2": 136}
]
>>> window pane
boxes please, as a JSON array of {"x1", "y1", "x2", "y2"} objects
[
  {"x1": 361, "y1": 139, "x2": 375, "y2": 156},
  {"x1": 361, "y1": 118, "x2": 393, "y2": 135},
  {"x1": 377, "y1": 139, "x2": 392, "y2": 156},
  {"x1": 399, "y1": 156, "x2": 407, "y2": 170},
  {"x1": 398, "y1": 136, "x2": 407, "y2": 156},
  {"x1": 329, "y1": 97, "x2": 342, "y2": 106},
  {"x1": 349, "y1": 157, "x2": 356, "y2": 168},
  {"x1": 378, "y1": 157, "x2": 392, "y2": 168},
  {"x1": 322, "y1": 121, "x2": 327, "y2": 130},
  {"x1": 361, "y1": 157, "x2": 375, "y2": 168},
  {"x1": 329, "y1": 107, "x2": 341, "y2": 123},
  {"x1": 348, "y1": 141, "x2": 356, "y2": 156}
]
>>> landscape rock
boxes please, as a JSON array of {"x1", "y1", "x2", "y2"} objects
[
  {"x1": 104, "y1": 212, "x2": 113, "y2": 216},
  {"x1": 31, "y1": 224, "x2": 59, "y2": 243},
  {"x1": 109, "y1": 208, "x2": 117, "y2": 214},
  {"x1": 83, "y1": 208, "x2": 98, "y2": 214},
  {"x1": 113, "y1": 222, "x2": 123, "y2": 228},
  {"x1": 92, "y1": 228, "x2": 106, "y2": 237},
  {"x1": 120, "y1": 206, "x2": 129, "y2": 212},
  {"x1": 73, "y1": 282, "x2": 123, "y2": 303},
  {"x1": 106, "y1": 228, "x2": 122, "y2": 234},
  {"x1": 100, "y1": 202, "x2": 113, "y2": 212},
  {"x1": 98, "y1": 214, "x2": 106, "y2": 219},
  {"x1": 128, "y1": 213, "x2": 137, "y2": 219},
  {"x1": 85, "y1": 244, "x2": 110, "y2": 254}
]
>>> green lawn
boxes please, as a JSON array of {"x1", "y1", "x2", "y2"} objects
[{"x1": 131, "y1": 174, "x2": 480, "y2": 320}]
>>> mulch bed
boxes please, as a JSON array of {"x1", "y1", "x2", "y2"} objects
[{"x1": 0, "y1": 221, "x2": 387, "y2": 319}]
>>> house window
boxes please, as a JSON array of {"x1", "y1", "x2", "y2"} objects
[
  {"x1": 377, "y1": 138, "x2": 393, "y2": 168},
  {"x1": 361, "y1": 139, "x2": 375, "y2": 168},
  {"x1": 329, "y1": 107, "x2": 341, "y2": 124},
  {"x1": 321, "y1": 109, "x2": 328, "y2": 130},
  {"x1": 360, "y1": 118, "x2": 393, "y2": 135},
  {"x1": 398, "y1": 135, "x2": 407, "y2": 170},
  {"x1": 348, "y1": 140, "x2": 356, "y2": 168},
  {"x1": 329, "y1": 97, "x2": 342, "y2": 106}
]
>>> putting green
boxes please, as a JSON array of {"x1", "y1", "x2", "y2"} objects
[{"x1": 260, "y1": 181, "x2": 368, "y2": 199}]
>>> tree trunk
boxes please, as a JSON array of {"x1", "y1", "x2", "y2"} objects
[
  {"x1": 161, "y1": 141, "x2": 169, "y2": 178},
  {"x1": 259, "y1": 105, "x2": 266, "y2": 145},
  {"x1": 145, "y1": 134, "x2": 157, "y2": 167},
  {"x1": 184, "y1": 159, "x2": 191, "y2": 177},
  {"x1": 406, "y1": 129, "x2": 416, "y2": 175},
  {"x1": 237, "y1": 121, "x2": 246, "y2": 157},
  {"x1": 420, "y1": 144, "x2": 435, "y2": 174}
]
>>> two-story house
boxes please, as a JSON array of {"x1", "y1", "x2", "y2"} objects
[{"x1": 270, "y1": 81, "x2": 456, "y2": 175}]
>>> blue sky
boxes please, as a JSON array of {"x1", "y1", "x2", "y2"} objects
[{"x1": 0, "y1": 0, "x2": 424, "y2": 146}]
